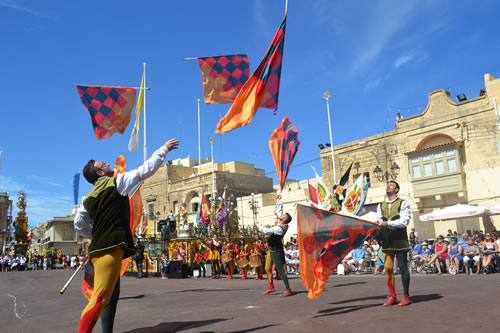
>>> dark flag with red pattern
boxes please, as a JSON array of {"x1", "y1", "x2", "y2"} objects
[
  {"x1": 269, "y1": 116, "x2": 300, "y2": 192},
  {"x1": 76, "y1": 85, "x2": 136, "y2": 140},
  {"x1": 297, "y1": 204, "x2": 377, "y2": 299},
  {"x1": 216, "y1": 13, "x2": 287, "y2": 134},
  {"x1": 198, "y1": 54, "x2": 250, "y2": 104}
]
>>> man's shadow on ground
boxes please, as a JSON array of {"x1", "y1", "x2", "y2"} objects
[
  {"x1": 313, "y1": 293, "x2": 443, "y2": 318},
  {"x1": 122, "y1": 318, "x2": 229, "y2": 333}
]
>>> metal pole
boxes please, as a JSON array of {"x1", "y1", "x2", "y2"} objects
[
  {"x1": 197, "y1": 99, "x2": 201, "y2": 175},
  {"x1": 210, "y1": 137, "x2": 215, "y2": 203},
  {"x1": 143, "y1": 62, "x2": 148, "y2": 163},
  {"x1": 323, "y1": 91, "x2": 337, "y2": 183}
]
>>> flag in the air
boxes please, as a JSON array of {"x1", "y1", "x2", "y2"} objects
[
  {"x1": 195, "y1": 205, "x2": 201, "y2": 228},
  {"x1": 297, "y1": 204, "x2": 377, "y2": 299},
  {"x1": 311, "y1": 166, "x2": 331, "y2": 210},
  {"x1": 200, "y1": 193, "x2": 211, "y2": 227},
  {"x1": 73, "y1": 171, "x2": 80, "y2": 206},
  {"x1": 128, "y1": 70, "x2": 145, "y2": 152},
  {"x1": 308, "y1": 183, "x2": 319, "y2": 205},
  {"x1": 269, "y1": 116, "x2": 300, "y2": 192},
  {"x1": 76, "y1": 85, "x2": 136, "y2": 140},
  {"x1": 333, "y1": 162, "x2": 352, "y2": 207},
  {"x1": 340, "y1": 174, "x2": 369, "y2": 216},
  {"x1": 198, "y1": 54, "x2": 250, "y2": 104},
  {"x1": 216, "y1": 12, "x2": 287, "y2": 134}
]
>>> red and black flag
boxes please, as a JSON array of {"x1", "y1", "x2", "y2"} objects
[
  {"x1": 198, "y1": 54, "x2": 250, "y2": 104},
  {"x1": 297, "y1": 204, "x2": 377, "y2": 299},
  {"x1": 76, "y1": 85, "x2": 136, "y2": 140},
  {"x1": 216, "y1": 12, "x2": 287, "y2": 134},
  {"x1": 269, "y1": 116, "x2": 300, "y2": 192}
]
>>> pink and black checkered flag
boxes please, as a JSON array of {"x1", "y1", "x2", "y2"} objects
[
  {"x1": 197, "y1": 54, "x2": 250, "y2": 104},
  {"x1": 76, "y1": 85, "x2": 136, "y2": 140}
]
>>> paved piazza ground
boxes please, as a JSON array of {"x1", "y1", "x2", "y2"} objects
[{"x1": 0, "y1": 270, "x2": 497, "y2": 332}]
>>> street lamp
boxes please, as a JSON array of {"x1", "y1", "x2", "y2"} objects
[{"x1": 373, "y1": 144, "x2": 400, "y2": 183}]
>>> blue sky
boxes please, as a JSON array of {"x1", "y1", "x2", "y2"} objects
[{"x1": 1, "y1": 0, "x2": 500, "y2": 226}]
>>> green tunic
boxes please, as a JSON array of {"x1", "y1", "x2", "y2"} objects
[
  {"x1": 83, "y1": 177, "x2": 136, "y2": 259},
  {"x1": 267, "y1": 224, "x2": 288, "y2": 253},
  {"x1": 380, "y1": 198, "x2": 409, "y2": 251}
]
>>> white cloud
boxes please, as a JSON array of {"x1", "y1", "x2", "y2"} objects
[
  {"x1": 0, "y1": 175, "x2": 73, "y2": 226},
  {"x1": 0, "y1": 0, "x2": 47, "y2": 18},
  {"x1": 26, "y1": 175, "x2": 64, "y2": 188},
  {"x1": 393, "y1": 54, "x2": 414, "y2": 70}
]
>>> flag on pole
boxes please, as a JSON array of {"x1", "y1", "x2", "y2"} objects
[
  {"x1": 128, "y1": 70, "x2": 145, "y2": 152},
  {"x1": 76, "y1": 85, "x2": 136, "y2": 140},
  {"x1": 73, "y1": 171, "x2": 80, "y2": 206},
  {"x1": 269, "y1": 116, "x2": 300, "y2": 192},
  {"x1": 311, "y1": 166, "x2": 331, "y2": 210},
  {"x1": 297, "y1": 204, "x2": 377, "y2": 299},
  {"x1": 216, "y1": 13, "x2": 287, "y2": 134},
  {"x1": 197, "y1": 54, "x2": 250, "y2": 104},
  {"x1": 308, "y1": 183, "x2": 319, "y2": 205},
  {"x1": 333, "y1": 163, "x2": 352, "y2": 207},
  {"x1": 200, "y1": 193, "x2": 211, "y2": 227},
  {"x1": 217, "y1": 204, "x2": 228, "y2": 229},
  {"x1": 340, "y1": 174, "x2": 369, "y2": 216}
]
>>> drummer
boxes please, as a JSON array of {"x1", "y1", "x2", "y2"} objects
[
  {"x1": 224, "y1": 237, "x2": 236, "y2": 279},
  {"x1": 237, "y1": 238, "x2": 250, "y2": 280},
  {"x1": 251, "y1": 234, "x2": 265, "y2": 280}
]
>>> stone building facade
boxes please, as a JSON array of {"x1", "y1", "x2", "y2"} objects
[
  {"x1": 30, "y1": 216, "x2": 83, "y2": 256},
  {"x1": 320, "y1": 73, "x2": 500, "y2": 240},
  {"x1": 140, "y1": 156, "x2": 275, "y2": 236}
]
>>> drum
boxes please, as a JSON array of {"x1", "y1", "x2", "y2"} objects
[
  {"x1": 221, "y1": 253, "x2": 233, "y2": 264},
  {"x1": 238, "y1": 257, "x2": 249, "y2": 268},
  {"x1": 249, "y1": 254, "x2": 262, "y2": 267}
]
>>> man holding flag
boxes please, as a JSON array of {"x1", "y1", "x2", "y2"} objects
[{"x1": 74, "y1": 138, "x2": 179, "y2": 333}]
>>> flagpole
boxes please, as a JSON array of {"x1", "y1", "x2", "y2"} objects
[
  {"x1": 198, "y1": 98, "x2": 201, "y2": 175},
  {"x1": 323, "y1": 91, "x2": 337, "y2": 183},
  {"x1": 210, "y1": 137, "x2": 215, "y2": 203},
  {"x1": 143, "y1": 62, "x2": 148, "y2": 163},
  {"x1": 285, "y1": 0, "x2": 288, "y2": 12}
]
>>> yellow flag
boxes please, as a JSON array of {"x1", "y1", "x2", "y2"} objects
[{"x1": 128, "y1": 70, "x2": 145, "y2": 152}]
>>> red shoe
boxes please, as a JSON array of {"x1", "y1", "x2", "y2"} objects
[
  {"x1": 280, "y1": 289, "x2": 292, "y2": 297},
  {"x1": 383, "y1": 296, "x2": 398, "y2": 306},
  {"x1": 227, "y1": 276, "x2": 233, "y2": 279},
  {"x1": 255, "y1": 276, "x2": 263, "y2": 280},
  {"x1": 211, "y1": 275, "x2": 216, "y2": 279},
  {"x1": 241, "y1": 276, "x2": 247, "y2": 280},
  {"x1": 262, "y1": 286, "x2": 276, "y2": 295},
  {"x1": 398, "y1": 295, "x2": 411, "y2": 306}
]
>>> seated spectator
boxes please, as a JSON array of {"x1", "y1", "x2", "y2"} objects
[
  {"x1": 409, "y1": 227, "x2": 419, "y2": 243},
  {"x1": 409, "y1": 239, "x2": 422, "y2": 272},
  {"x1": 418, "y1": 243, "x2": 432, "y2": 272},
  {"x1": 290, "y1": 244, "x2": 300, "y2": 275},
  {"x1": 284, "y1": 245, "x2": 293, "y2": 273},
  {"x1": 342, "y1": 250, "x2": 354, "y2": 274},
  {"x1": 445, "y1": 237, "x2": 463, "y2": 275},
  {"x1": 481, "y1": 232, "x2": 498, "y2": 274},
  {"x1": 425, "y1": 235, "x2": 448, "y2": 274},
  {"x1": 347, "y1": 244, "x2": 365, "y2": 274},
  {"x1": 459, "y1": 233, "x2": 470, "y2": 250},
  {"x1": 362, "y1": 241, "x2": 372, "y2": 273},
  {"x1": 463, "y1": 238, "x2": 481, "y2": 275},
  {"x1": 370, "y1": 239, "x2": 380, "y2": 271}
]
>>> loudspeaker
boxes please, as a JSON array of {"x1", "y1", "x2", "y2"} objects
[{"x1": 169, "y1": 261, "x2": 188, "y2": 278}]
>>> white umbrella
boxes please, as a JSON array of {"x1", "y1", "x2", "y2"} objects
[
  {"x1": 489, "y1": 204, "x2": 500, "y2": 215},
  {"x1": 419, "y1": 203, "x2": 488, "y2": 222}
]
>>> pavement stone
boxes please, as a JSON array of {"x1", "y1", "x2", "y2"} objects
[{"x1": 0, "y1": 270, "x2": 497, "y2": 332}]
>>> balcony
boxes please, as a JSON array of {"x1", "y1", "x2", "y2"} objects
[{"x1": 412, "y1": 172, "x2": 464, "y2": 198}]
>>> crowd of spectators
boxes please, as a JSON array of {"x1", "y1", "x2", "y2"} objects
[
  {"x1": 0, "y1": 253, "x2": 85, "y2": 271},
  {"x1": 338, "y1": 229, "x2": 500, "y2": 276}
]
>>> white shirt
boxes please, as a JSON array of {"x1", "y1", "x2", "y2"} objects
[
  {"x1": 74, "y1": 145, "x2": 169, "y2": 239},
  {"x1": 376, "y1": 197, "x2": 411, "y2": 228},
  {"x1": 257, "y1": 224, "x2": 285, "y2": 236}
]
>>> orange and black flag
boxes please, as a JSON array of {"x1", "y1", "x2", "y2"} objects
[
  {"x1": 216, "y1": 12, "x2": 287, "y2": 134},
  {"x1": 297, "y1": 204, "x2": 377, "y2": 299}
]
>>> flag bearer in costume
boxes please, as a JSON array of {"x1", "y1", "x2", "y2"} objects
[
  {"x1": 208, "y1": 234, "x2": 221, "y2": 279},
  {"x1": 256, "y1": 213, "x2": 293, "y2": 297},
  {"x1": 237, "y1": 238, "x2": 250, "y2": 279},
  {"x1": 74, "y1": 138, "x2": 179, "y2": 332},
  {"x1": 376, "y1": 181, "x2": 412, "y2": 307},
  {"x1": 252, "y1": 234, "x2": 265, "y2": 280},
  {"x1": 224, "y1": 236, "x2": 236, "y2": 279}
]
